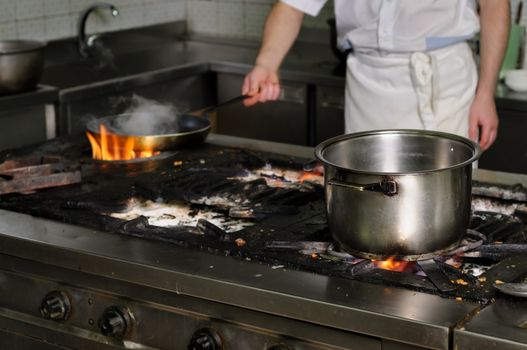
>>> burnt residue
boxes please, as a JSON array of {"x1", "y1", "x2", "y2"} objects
[
  {"x1": 1, "y1": 136, "x2": 527, "y2": 303},
  {"x1": 473, "y1": 181, "x2": 527, "y2": 202}
]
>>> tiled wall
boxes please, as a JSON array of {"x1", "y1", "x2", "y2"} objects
[
  {"x1": 0, "y1": 0, "x2": 186, "y2": 41},
  {"x1": 189, "y1": 0, "x2": 333, "y2": 39},
  {"x1": 0, "y1": 0, "x2": 332, "y2": 42}
]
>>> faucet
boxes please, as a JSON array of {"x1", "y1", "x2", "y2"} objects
[{"x1": 78, "y1": 3, "x2": 119, "y2": 56}]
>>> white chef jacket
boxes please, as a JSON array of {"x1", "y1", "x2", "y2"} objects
[
  {"x1": 281, "y1": 0, "x2": 480, "y2": 53},
  {"x1": 280, "y1": 0, "x2": 480, "y2": 137}
]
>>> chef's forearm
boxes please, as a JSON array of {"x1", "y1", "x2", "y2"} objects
[
  {"x1": 255, "y1": 2, "x2": 304, "y2": 72},
  {"x1": 477, "y1": 0, "x2": 510, "y2": 99}
]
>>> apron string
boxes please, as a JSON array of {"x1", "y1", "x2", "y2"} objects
[{"x1": 409, "y1": 52, "x2": 437, "y2": 130}]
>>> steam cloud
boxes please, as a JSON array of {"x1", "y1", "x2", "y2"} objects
[{"x1": 115, "y1": 95, "x2": 181, "y2": 135}]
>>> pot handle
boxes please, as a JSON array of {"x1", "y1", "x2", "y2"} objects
[{"x1": 328, "y1": 177, "x2": 398, "y2": 196}]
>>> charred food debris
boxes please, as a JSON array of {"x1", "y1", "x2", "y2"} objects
[{"x1": 1, "y1": 141, "x2": 526, "y2": 303}]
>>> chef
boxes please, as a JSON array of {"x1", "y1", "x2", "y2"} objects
[{"x1": 242, "y1": 0, "x2": 510, "y2": 151}]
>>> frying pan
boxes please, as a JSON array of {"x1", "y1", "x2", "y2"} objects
[
  {"x1": 85, "y1": 95, "x2": 247, "y2": 151},
  {"x1": 86, "y1": 113, "x2": 211, "y2": 151}
]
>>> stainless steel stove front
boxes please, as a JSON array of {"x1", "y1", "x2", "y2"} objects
[{"x1": 0, "y1": 254, "x2": 385, "y2": 350}]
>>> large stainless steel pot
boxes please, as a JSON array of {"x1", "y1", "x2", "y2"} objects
[
  {"x1": 315, "y1": 130, "x2": 481, "y2": 260},
  {"x1": 0, "y1": 40, "x2": 46, "y2": 95}
]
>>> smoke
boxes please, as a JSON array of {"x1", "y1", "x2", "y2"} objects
[
  {"x1": 114, "y1": 95, "x2": 182, "y2": 135},
  {"x1": 89, "y1": 39, "x2": 116, "y2": 70}
]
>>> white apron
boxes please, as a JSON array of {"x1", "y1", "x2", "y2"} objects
[{"x1": 344, "y1": 42, "x2": 478, "y2": 138}]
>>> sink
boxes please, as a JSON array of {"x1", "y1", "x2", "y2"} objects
[
  {"x1": 41, "y1": 41, "x2": 200, "y2": 89},
  {"x1": 40, "y1": 26, "x2": 260, "y2": 91},
  {"x1": 39, "y1": 35, "x2": 233, "y2": 135},
  {"x1": 36, "y1": 27, "x2": 260, "y2": 135}
]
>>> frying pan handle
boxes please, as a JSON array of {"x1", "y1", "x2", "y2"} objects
[
  {"x1": 201, "y1": 95, "x2": 249, "y2": 115},
  {"x1": 328, "y1": 177, "x2": 398, "y2": 196}
]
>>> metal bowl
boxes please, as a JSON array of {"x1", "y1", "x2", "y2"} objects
[{"x1": 0, "y1": 40, "x2": 47, "y2": 95}]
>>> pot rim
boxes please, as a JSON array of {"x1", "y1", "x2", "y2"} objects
[
  {"x1": 314, "y1": 129, "x2": 482, "y2": 175},
  {"x1": 0, "y1": 40, "x2": 47, "y2": 55}
]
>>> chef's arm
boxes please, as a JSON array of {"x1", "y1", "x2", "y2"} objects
[
  {"x1": 469, "y1": 0, "x2": 510, "y2": 151},
  {"x1": 242, "y1": 2, "x2": 304, "y2": 106}
]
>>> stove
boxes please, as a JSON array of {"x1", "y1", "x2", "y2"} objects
[{"x1": 0, "y1": 133, "x2": 526, "y2": 350}]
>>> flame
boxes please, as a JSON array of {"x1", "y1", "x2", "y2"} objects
[
  {"x1": 373, "y1": 256, "x2": 414, "y2": 273},
  {"x1": 86, "y1": 124, "x2": 159, "y2": 161},
  {"x1": 298, "y1": 171, "x2": 323, "y2": 183}
]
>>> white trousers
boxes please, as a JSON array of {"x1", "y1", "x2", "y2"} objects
[{"x1": 344, "y1": 42, "x2": 478, "y2": 138}]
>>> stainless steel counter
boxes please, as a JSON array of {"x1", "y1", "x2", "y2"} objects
[
  {"x1": 455, "y1": 297, "x2": 527, "y2": 349},
  {"x1": 0, "y1": 85, "x2": 58, "y2": 112},
  {"x1": 41, "y1": 38, "x2": 343, "y2": 103},
  {"x1": 0, "y1": 85, "x2": 59, "y2": 146},
  {"x1": 496, "y1": 84, "x2": 527, "y2": 112},
  {"x1": 1, "y1": 134, "x2": 526, "y2": 350},
  {"x1": 0, "y1": 207, "x2": 478, "y2": 350}
]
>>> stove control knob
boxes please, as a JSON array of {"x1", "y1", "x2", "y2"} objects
[
  {"x1": 40, "y1": 291, "x2": 71, "y2": 321},
  {"x1": 267, "y1": 344, "x2": 294, "y2": 350},
  {"x1": 98, "y1": 306, "x2": 133, "y2": 338},
  {"x1": 188, "y1": 328, "x2": 223, "y2": 350}
]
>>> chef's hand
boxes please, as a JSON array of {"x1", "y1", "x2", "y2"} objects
[
  {"x1": 242, "y1": 65, "x2": 280, "y2": 106},
  {"x1": 468, "y1": 95, "x2": 499, "y2": 151}
]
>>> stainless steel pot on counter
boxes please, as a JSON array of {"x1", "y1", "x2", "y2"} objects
[
  {"x1": 0, "y1": 40, "x2": 46, "y2": 95},
  {"x1": 315, "y1": 130, "x2": 481, "y2": 261}
]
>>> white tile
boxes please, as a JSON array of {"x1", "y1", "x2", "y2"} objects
[
  {"x1": 246, "y1": 0, "x2": 275, "y2": 4},
  {"x1": 44, "y1": 0, "x2": 70, "y2": 16},
  {"x1": 92, "y1": 10, "x2": 120, "y2": 33},
  {"x1": 144, "y1": 2, "x2": 168, "y2": 25},
  {"x1": 0, "y1": 0, "x2": 17, "y2": 23},
  {"x1": 17, "y1": 18, "x2": 46, "y2": 40},
  {"x1": 166, "y1": 1, "x2": 186, "y2": 22},
  {"x1": 66, "y1": 13, "x2": 78, "y2": 36},
  {"x1": 218, "y1": 2, "x2": 244, "y2": 38},
  {"x1": 45, "y1": 14, "x2": 72, "y2": 40},
  {"x1": 16, "y1": 0, "x2": 45, "y2": 20},
  {"x1": 112, "y1": 0, "x2": 143, "y2": 8},
  {"x1": 244, "y1": 3, "x2": 271, "y2": 39},
  {"x1": 189, "y1": 1, "x2": 218, "y2": 35},
  {"x1": 69, "y1": 0, "x2": 95, "y2": 13},
  {"x1": 0, "y1": 21, "x2": 17, "y2": 40},
  {"x1": 116, "y1": 5, "x2": 144, "y2": 29}
]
